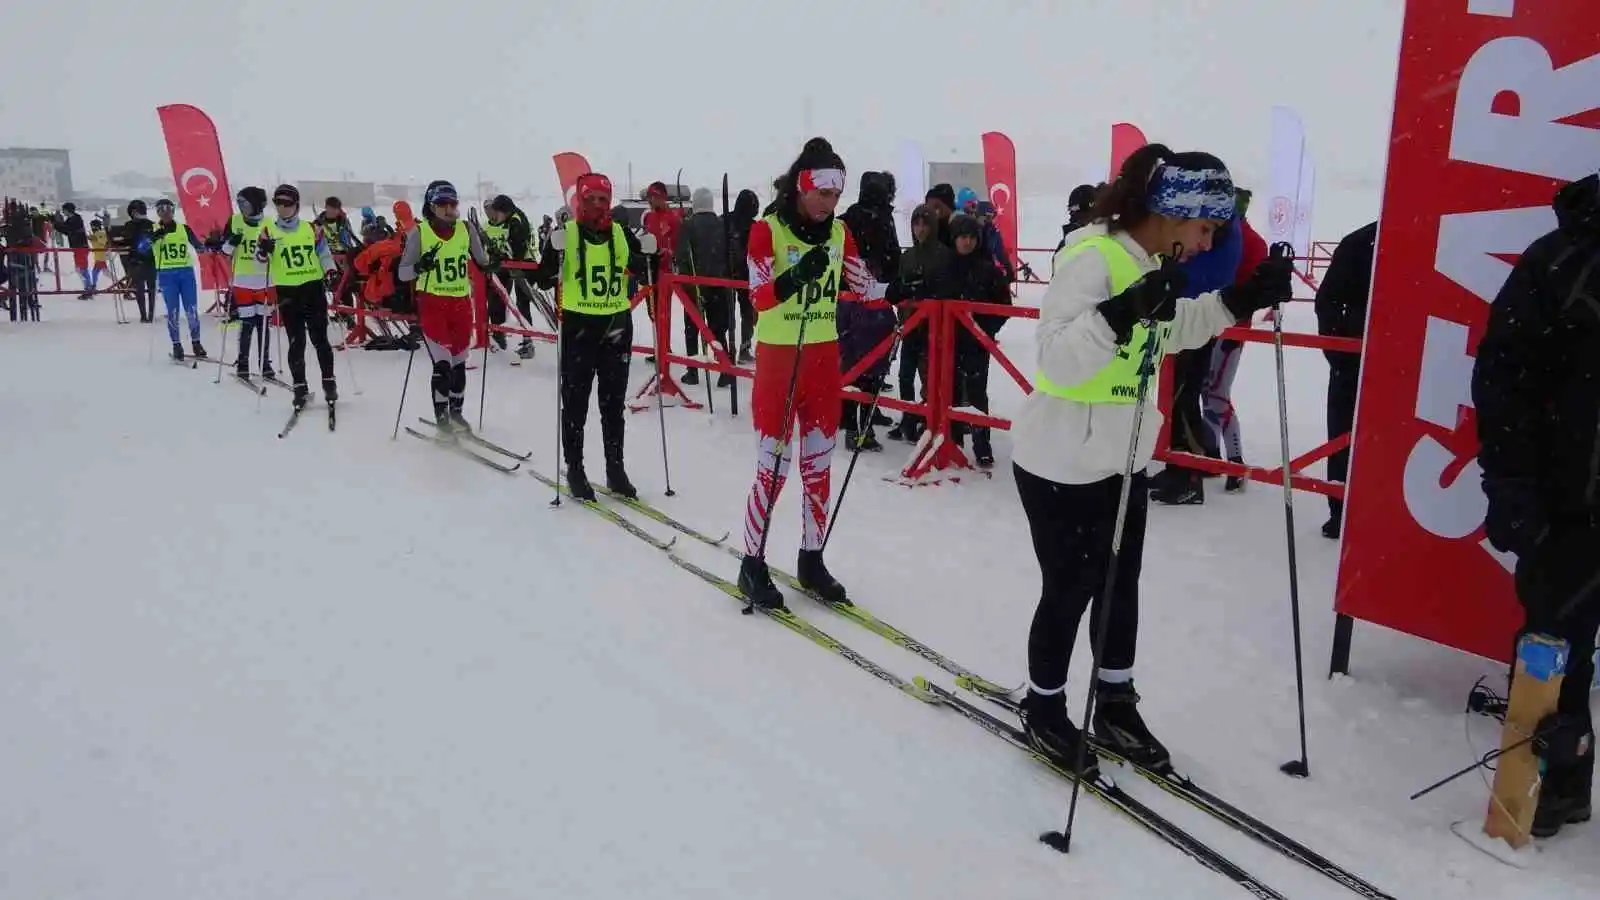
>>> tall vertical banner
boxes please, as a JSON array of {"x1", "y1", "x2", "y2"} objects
[
  {"x1": 1334, "y1": 0, "x2": 1598, "y2": 663},
  {"x1": 980, "y1": 131, "x2": 1019, "y2": 266},
  {"x1": 552, "y1": 152, "x2": 592, "y2": 211},
  {"x1": 1268, "y1": 106, "x2": 1307, "y2": 252},
  {"x1": 1109, "y1": 123, "x2": 1147, "y2": 179},
  {"x1": 156, "y1": 104, "x2": 232, "y2": 291}
]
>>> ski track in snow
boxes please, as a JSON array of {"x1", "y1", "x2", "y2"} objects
[{"x1": 0, "y1": 293, "x2": 1593, "y2": 899}]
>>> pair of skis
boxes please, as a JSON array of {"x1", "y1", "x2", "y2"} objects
[
  {"x1": 404, "y1": 419, "x2": 528, "y2": 473},
  {"x1": 534, "y1": 471, "x2": 1395, "y2": 900}
]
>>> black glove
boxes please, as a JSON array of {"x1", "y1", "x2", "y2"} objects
[
  {"x1": 773, "y1": 245, "x2": 832, "y2": 301},
  {"x1": 257, "y1": 235, "x2": 277, "y2": 255},
  {"x1": 415, "y1": 249, "x2": 439, "y2": 274},
  {"x1": 1096, "y1": 259, "x2": 1186, "y2": 344},
  {"x1": 1221, "y1": 256, "x2": 1295, "y2": 320},
  {"x1": 886, "y1": 276, "x2": 924, "y2": 305},
  {"x1": 1483, "y1": 476, "x2": 1548, "y2": 556}
]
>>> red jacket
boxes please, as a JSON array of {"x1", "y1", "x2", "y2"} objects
[
  {"x1": 642, "y1": 207, "x2": 683, "y2": 260},
  {"x1": 1235, "y1": 219, "x2": 1269, "y2": 283}
]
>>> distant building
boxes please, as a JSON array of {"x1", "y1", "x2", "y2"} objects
[{"x1": 0, "y1": 148, "x2": 74, "y2": 205}]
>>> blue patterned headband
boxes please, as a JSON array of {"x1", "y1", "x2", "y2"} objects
[{"x1": 1147, "y1": 163, "x2": 1236, "y2": 221}]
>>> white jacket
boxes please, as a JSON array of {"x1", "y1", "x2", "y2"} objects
[{"x1": 1011, "y1": 224, "x2": 1239, "y2": 485}]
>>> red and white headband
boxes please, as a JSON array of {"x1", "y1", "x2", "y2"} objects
[{"x1": 798, "y1": 168, "x2": 846, "y2": 193}]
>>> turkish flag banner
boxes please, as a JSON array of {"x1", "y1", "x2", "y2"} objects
[
  {"x1": 980, "y1": 131, "x2": 1019, "y2": 272},
  {"x1": 552, "y1": 152, "x2": 592, "y2": 212},
  {"x1": 157, "y1": 104, "x2": 233, "y2": 291},
  {"x1": 1334, "y1": 0, "x2": 1598, "y2": 663}
]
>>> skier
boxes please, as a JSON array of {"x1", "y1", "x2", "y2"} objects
[
  {"x1": 256, "y1": 184, "x2": 340, "y2": 410},
  {"x1": 150, "y1": 198, "x2": 209, "y2": 360},
  {"x1": 735, "y1": 138, "x2": 891, "y2": 610},
  {"x1": 115, "y1": 200, "x2": 157, "y2": 323},
  {"x1": 1010, "y1": 144, "x2": 1292, "y2": 772},
  {"x1": 529, "y1": 172, "x2": 646, "y2": 501},
  {"x1": 396, "y1": 180, "x2": 496, "y2": 433},
  {"x1": 216, "y1": 186, "x2": 275, "y2": 379},
  {"x1": 1472, "y1": 171, "x2": 1600, "y2": 838},
  {"x1": 482, "y1": 193, "x2": 540, "y2": 357}
]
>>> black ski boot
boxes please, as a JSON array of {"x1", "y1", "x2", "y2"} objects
[
  {"x1": 447, "y1": 400, "x2": 471, "y2": 434},
  {"x1": 973, "y1": 431, "x2": 994, "y2": 468},
  {"x1": 738, "y1": 554, "x2": 785, "y2": 610},
  {"x1": 717, "y1": 371, "x2": 734, "y2": 388},
  {"x1": 191, "y1": 340, "x2": 207, "y2": 359},
  {"x1": 322, "y1": 378, "x2": 338, "y2": 405},
  {"x1": 1021, "y1": 690, "x2": 1099, "y2": 777},
  {"x1": 1224, "y1": 456, "x2": 1247, "y2": 493},
  {"x1": 605, "y1": 463, "x2": 638, "y2": 500},
  {"x1": 1092, "y1": 680, "x2": 1172, "y2": 772},
  {"x1": 1151, "y1": 474, "x2": 1204, "y2": 506},
  {"x1": 171, "y1": 342, "x2": 185, "y2": 361},
  {"x1": 797, "y1": 549, "x2": 849, "y2": 606},
  {"x1": 235, "y1": 358, "x2": 251, "y2": 378},
  {"x1": 681, "y1": 367, "x2": 699, "y2": 385},
  {"x1": 1532, "y1": 751, "x2": 1594, "y2": 838},
  {"x1": 261, "y1": 361, "x2": 276, "y2": 380},
  {"x1": 432, "y1": 402, "x2": 454, "y2": 436},
  {"x1": 1321, "y1": 515, "x2": 1342, "y2": 540},
  {"x1": 516, "y1": 339, "x2": 536, "y2": 360},
  {"x1": 292, "y1": 384, "x2": 310, "y2": 411},
  {"x1": 566, "y1": 465, "x2": 596, "y2": 502}
]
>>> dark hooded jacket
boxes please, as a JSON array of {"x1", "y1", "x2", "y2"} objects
[
  {"x1": 946, "y1": 215, "x2": 1013, "y2": 357},
  {"x1": 723, "y1": 189, "x2": 760, "y2": 280},
  {"x1": 1472, "y1": 173, "x2": 1600, "y2": 551},
  {"x1": 889, "y1": 205, "x2": 955, "y2": 350},
  {"x1": 837, "y1": 173, "x2": 902, "y2": 377}
]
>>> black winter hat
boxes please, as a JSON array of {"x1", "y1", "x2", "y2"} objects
[
  {"x1": 1068, "y1": 184, "x2": 1098, "y2": 217},
  {"x1": 488, "y1": 194, "x2": 516, "y2": 214},
  {"x1": 236, "y1": 186, "x2": 268, "y2": 217},
  {"x1": 61, "y1": 202, "x2": 76, "y2": 214},
  {"x1": 272, "y1": 184, "x2": 300, "y2": 206},
  {"x1": 927, "y1": 183, "x2": 956, "y2": 210}
]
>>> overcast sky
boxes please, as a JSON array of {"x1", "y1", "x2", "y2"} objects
[{"x1": 3, "y1": 0, "x2": 1402, "y2": 215}]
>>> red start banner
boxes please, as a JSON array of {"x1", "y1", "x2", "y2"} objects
[{"x1": 1335, "y1": 0, "x2": 1600, "y2": 662}]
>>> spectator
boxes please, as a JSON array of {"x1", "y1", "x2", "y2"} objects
[
  {"x1": 886, "y1": 203, "x2": 954, "y2": 442},
  {"x1": 1313, "y1": 220, "x2": 1377, "y2": 538},
  {"x1": 1149, "y1": 212, "x2": 1246, "y2": 506},
  {"x1": 674, "y1": 186, "x2": 732, "y2": 385},
  {"x1": 946, "y1": 213, "x2": 1013, "y2": 467},
  {"x1": 483, "y1": 194, "x2": 540, "y2": 354},
  {"x1": 55, "y1": 202, "x2": 90, "y2": 297},
  {"x1": 642, "y1": 181, "x2": 685, "y2": 350},
  {"x1": 838, "y1": 171, "x2": 902, "y2": 450},
  {"x1": 1471, "y1": 171, "x2": 1600, "y2": 839},
  {"x1": 973, "y1": 199, "x2": 1015, "y2": 282},
  {"x1": 924, "y1": 183, "x2": 956, "y2": 245},
  {"x1": 1201, "y1": 188, "x2": 1269, "y2": 492},
  {"x1": 112, "y1": 199, "x2": 157, "y2": 323},
  {"x1": 724, "y1": 188, "x2": 761, "y2": 363},
  {"x1": 1056, "y1": 183, "x2": 1102, "y2": 257}
]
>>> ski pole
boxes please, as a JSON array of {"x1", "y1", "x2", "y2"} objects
[
  {"x1": 1267, "y1": 241, "x2": 1311, "y2": 781},
  {"x1": 212, "y1": 312, "x2": 227, "y2": 384},
  {"x1": 822, "y1": 326, "x2": 903, "y2": 551},
  {"x1": 391, "y1": 329, "x2": 418, "y2": 440},
  {"x1": 338, "y1": 314, "x2": 362, "y2": 396},
  {"x1": 649, "y1": 255, "x2": 677, "y2": 497},
  {"x1": 478, "y1": 333, "x2": 490, "y2": 433},
  {"x1": 1043, "y1": 251, "x2": 1174, "y2": 856},
  {"x1": 551, "y1": 313, "x2": 564, "y2": 507}
]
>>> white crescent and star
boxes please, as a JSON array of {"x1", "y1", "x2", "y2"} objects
[
  {"x1": 180, "y1": 167, "x2": 218, "y2": 208},
  {"x1": 988, "y1": 182, "x2": 1012, "y2": 212}
]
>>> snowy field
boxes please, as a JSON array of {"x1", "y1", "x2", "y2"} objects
[{"x1": 2, "y1": 282, "x2": 1594, "y2": 899}]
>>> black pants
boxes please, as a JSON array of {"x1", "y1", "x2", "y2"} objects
[
  {"x1": 1326, "y1": 358, "x2": 1360, "y2": 519},
  {"x1": 277, "y1": 281, "x2": 335, "y2": 387},
  {"x1": 561, "y1": 310, "x2": 633, "y2": 473},
  {"x1": 495, "y1": 270, "x2": 540, "y2": 332},
  {"x1": 1516, "y1": 519, "x2": 1600, "y2": 793},
  {"x1": 955, "y1": 347, "x2": 993, "y2": 454},
  {"x1": 128, "y1": 263, "x2": 156, "y2": 322},
  {"x1": 684, "y1": 286, "x2": 731, "y2": 357},
  {"x1": 898, "y1": 337, "x2": 928, "y2": 429},
  {"x1": 236, "y1": 315, "x2": 272, "y2": 369},
  {"x1": 732, "y1": 288, "x2": 754, "y2": 351},
  {"x1": 1016, "y1": 463, "x2": 1149, "y2": 691}
]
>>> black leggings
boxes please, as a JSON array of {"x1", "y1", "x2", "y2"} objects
[
  {"x1": 277, "y1": 281, "x2": 335, "y2": 386},
  {"x1": 1015, "y1": 463, "x2": 1149, "y2": 692},
  {"x1": 560, "y1": 310, "x2": 634, "y2": 471}
]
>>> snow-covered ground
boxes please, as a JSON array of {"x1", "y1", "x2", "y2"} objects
[{"x1": 2, "y1": 281, "x2": 1594, "y2": 899}]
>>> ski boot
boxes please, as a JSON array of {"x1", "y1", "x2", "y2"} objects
[
  {"x1": 681, "y1": 367, "x2": 699, "y2": 385},
  {"x1": 1321, "y1": 515, "x2": 1341, "y2": 540},
  {"x1": 1092, "y1": 680, "x2": 1172, "y2": 772},
  {"x1": 292, "y1": 383, "x2": 310, "y2": 411},
  {"x1": 1532, "y1": 741, "x2": 1593, "y2": 838},
  {"x1": 516, "y1": 339, "x2": 536, "y2": 360},
  {"x1": 433, "y1": 403, "x2": 455, "y2": 436},
  {"x1": 170, "y1": 342, "x2": 185, "y2": 362},
  {"x1": 191, "y1": 340, "x2": 207, "y2": 359},
  {"x1": 447, "y1": 400, "x2": 471, "y2": 434},
  {"x1": 738, "y1": 554, "x2": 785, "y2": 610},
  {"x1": 605, "y1": 463, "x2": 638, "y2": 500},
  {"x1": 1021, "y1": 689, "x2": 1099, "y2": 777},
  {"x1": 261, "y1": 361, "x2": 277, "y2": 381},
  {"x1": 322, "y1": 378, "x2": 338, "y2": 405},
  {"x1": 235, "y1": 358, "x2": 251, "y2": 378},
  {"x1": 566, "y1": 464, "x2": 596, "y2": 502},
  {"x1": 1224, "y1": 456, "x2": 1247, "y2": 493},
  {"x1": 797, "y1": 549, "x2": 849, "y2": 606},
  {"x1": 1151, "y1": 474, "x2": 1204, "y2": 506},
  {"x1": 492, "y1": 332, "x2": 507, "y2": 351},
  {"x1": 973, "y1": 432, "x2": 994, "y2": 468},
  {"x1": 717, "y1": 371, "x2": 735, "y2": 388}
]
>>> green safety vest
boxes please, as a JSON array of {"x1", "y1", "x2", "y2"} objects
[
  {"x1": 481, "y1": 220, "x2": 510, "y2": 257},
  {"x1": 559, "y1": 220, "x2": 631, "y2": 315},
  {"x1": 264, "y1": 219, "x2": 323, "y2": 287},
  {"x1": 229, "y1": 213, "x2": 266, "y2": 279},
  {"x1": 1034, "y1": 235, "x2": 1170, "y2": 404},
  {"x1": 152, "y1": 224, "x2": 194, "y2": 271},
  {"x1": 416, "y1": 220, "x2": 473, "y2": 298},
  {"x1": 756, "y1": 214, "x2": 844, "y2": 346}
]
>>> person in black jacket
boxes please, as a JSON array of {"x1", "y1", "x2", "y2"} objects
[
  {"x1": 946, "y1": 213, "x2": 1012, "y2": 467},
  {"x1": 54, "y1": 203, "x2": 90, "y2": 296},
  {"x1": 838, "y1": 171, "x2": 902, "y2": 449},
  {"x1": 674, "y1": 187, "x2": 731, "y2": 385},
  {"x1": 887, "y1": 204, "x2": 954, "y2": 442},
  {"x1": 724, "y1": 188, "x2": 761, "y2": 363},
  {"x1": 1313, "y1": 220, "x2": 1377, "y2": 538},
  {"x1": 1471, "y1": 172, "x2": 1600, "y2": 839},
  {"x1": 1055, "y1": 183, "x2": 1102, "y2": 257},
  {"x1": 484, "y1": 194, "x2": 542, "y2": 356},
  {"x1": 112, "y1": 199, "x2": 158, "y2": 323}
]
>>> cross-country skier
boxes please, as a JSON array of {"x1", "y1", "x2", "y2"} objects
[
  {"x1": 529, "y1": 172, "x2": 646, "y2": 501},
  {"x1": 735, "y1": 138, "x2": 891, "y2": 611},
  {"x1": 1472, "y1": 171, "x2": 1600, "y2": 838},
  {"x1": 482, "y1": 194, "x2": 541, "y2": 358},
  {"x1": 397, "y1": 180, "x2": 496, "y2": 434},
  {"x1": 256, "y1": 184, "x2": 340, "y2": 410},
  {"x1": 1010, "y1": 144, "x2": 1292, "y2": 772},
  {"x1": 215, "y1": 186, "x2": 275, "y2": 379},
  {"x1": 150, "y1": 198, "x2": 209, "y2": 361}
]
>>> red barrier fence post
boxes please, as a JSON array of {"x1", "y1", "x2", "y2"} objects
[{"x1": 629, "y1": 262, "x2": 700, "y2": 412}]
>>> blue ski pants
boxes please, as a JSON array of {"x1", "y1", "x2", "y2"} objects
[{"x1": 157, "y1": 267, "x2": 200, "y2": 343}]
